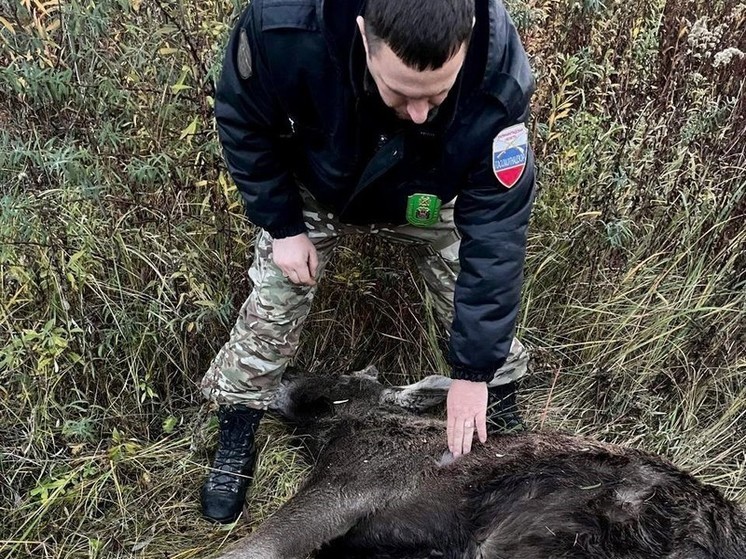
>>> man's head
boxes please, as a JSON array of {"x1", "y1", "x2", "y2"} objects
[{"x1": 357, "y1": 0, "x2": 475, "y2": 123}]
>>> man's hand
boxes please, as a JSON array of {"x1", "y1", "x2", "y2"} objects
[
  {"x1": 272, "y1": 233, "x2": 318, "y2": 286},
  {"x1": 447, "y1": 379, "x2": 488, "y2": 457}
]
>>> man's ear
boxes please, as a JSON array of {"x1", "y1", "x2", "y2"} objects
[{"x1": 356, "y1": 15, "x2": 370, "y2": 58}]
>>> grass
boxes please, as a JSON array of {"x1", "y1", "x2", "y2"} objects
[{"x1": 1, "y1": 0, "x2": 744, "y2": 556}]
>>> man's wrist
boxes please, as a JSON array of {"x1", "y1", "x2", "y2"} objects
[
  {"x1": 268, "y1": 222, "x2": 307, "y2": 240},
  {"x1": 451, "y1": 362, "x2": 505, "y2": 383}
]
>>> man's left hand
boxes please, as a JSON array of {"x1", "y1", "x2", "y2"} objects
[{"x1": 447, "y1": 379, "x2": 488, "y2": 457}]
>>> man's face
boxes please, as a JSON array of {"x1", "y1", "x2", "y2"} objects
[{"x1": 357, "y1": 16, "x2": 467, "y2": 124}]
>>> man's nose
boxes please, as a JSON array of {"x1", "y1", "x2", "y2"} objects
[{"x1": 406, "y1": 99, "x2": 430, "y2": 124}]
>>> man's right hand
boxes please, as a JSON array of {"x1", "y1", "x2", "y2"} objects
[{"x1": 272, "y1": 233, "x2": 318, "y2": 286}]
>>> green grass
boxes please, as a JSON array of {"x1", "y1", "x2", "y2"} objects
[{"x1": 1, "y1": 0, "x2": 744, "y2": 556}]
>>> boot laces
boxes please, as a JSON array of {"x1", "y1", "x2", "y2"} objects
[
  {"x1": 206, "y1": 412, "x2": 258, "y2": 493},
  {"x1": 487, "y1": 385, "x2": 524, "y2": 432},
  {"x1": 488, "y1": 385, "x2": 517, "y2": 414}
]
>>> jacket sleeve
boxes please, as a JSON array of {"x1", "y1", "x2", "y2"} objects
[
  {"x1": 214, "y1": 3, "x2": 306, "y2": 239},
  {"x1": 449, "y1": 125, "x2": 535, "y2": 383}
]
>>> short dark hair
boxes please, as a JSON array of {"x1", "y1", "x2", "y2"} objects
[{"x1": 362, "y1": 0, "x2": 474, "y2": 71}]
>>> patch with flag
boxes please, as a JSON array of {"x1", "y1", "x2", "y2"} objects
[{"x1": 492, "y1": 123, "x2": 528, "y2": 188}]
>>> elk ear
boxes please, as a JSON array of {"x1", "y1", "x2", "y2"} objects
[
  {"x1": 381, "y1": 375, "x2": 452, "y2": 412},
  {"x1": 351, "y1": 365, "x2": 380, "y2": 382},
  {"x1": 269, "y1": 368, "x2": 303, "y2": 416}
]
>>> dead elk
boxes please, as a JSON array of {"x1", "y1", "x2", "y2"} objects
[{"x1": 213, "y1": 369, "x2": 746, "y2": 559}]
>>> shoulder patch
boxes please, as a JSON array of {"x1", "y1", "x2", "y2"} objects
[
  {"x1": 237, "y1": 28, "x2": 253, "y2": 79},
  {"x1": 492, "y1": 123, "x2": 528, "y2": 188}
]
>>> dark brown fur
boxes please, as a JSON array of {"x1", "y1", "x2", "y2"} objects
[{"x1": 214, "y1": 370, "x2": 746, "y2": 559}]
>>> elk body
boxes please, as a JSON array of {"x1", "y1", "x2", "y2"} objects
[{"x1": 214, "y1": 370, "x2": 746, "y2": 559}]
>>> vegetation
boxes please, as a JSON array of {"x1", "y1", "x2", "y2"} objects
[{"x1": 1, "y1": 0, "x2": 744, "y2": 556}]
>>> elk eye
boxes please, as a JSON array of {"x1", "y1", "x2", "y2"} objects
[
  {"x1": 296, "y1": 395, "x2": 335, "y2": 418},
  {"x1": 333, "y1": 399, "x2": 349, "y2": 405}
]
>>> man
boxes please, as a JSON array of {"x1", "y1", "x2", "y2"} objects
[{"x1": 201, "y1": 0, "x2": 535, "y2": 524}]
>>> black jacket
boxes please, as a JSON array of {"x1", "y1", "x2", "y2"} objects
[{"x1": 215, "y1": 0, "x2": 536, "y2": 382}]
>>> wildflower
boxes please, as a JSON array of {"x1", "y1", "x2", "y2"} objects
[{"x1": 713, "y1": 47, "x2": 745, "y2": 68}]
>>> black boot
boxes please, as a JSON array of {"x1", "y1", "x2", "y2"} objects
[
  {"x1": 201, "y1": 404, "x2": 264, "y2": 523},
  {"x1": 487, "y1": 382, "x2": 525, "y2": 434}
]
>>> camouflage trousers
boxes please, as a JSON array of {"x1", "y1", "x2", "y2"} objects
[{"x1": 201, "y1": 192, "x2": 529, "y2": 409}]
